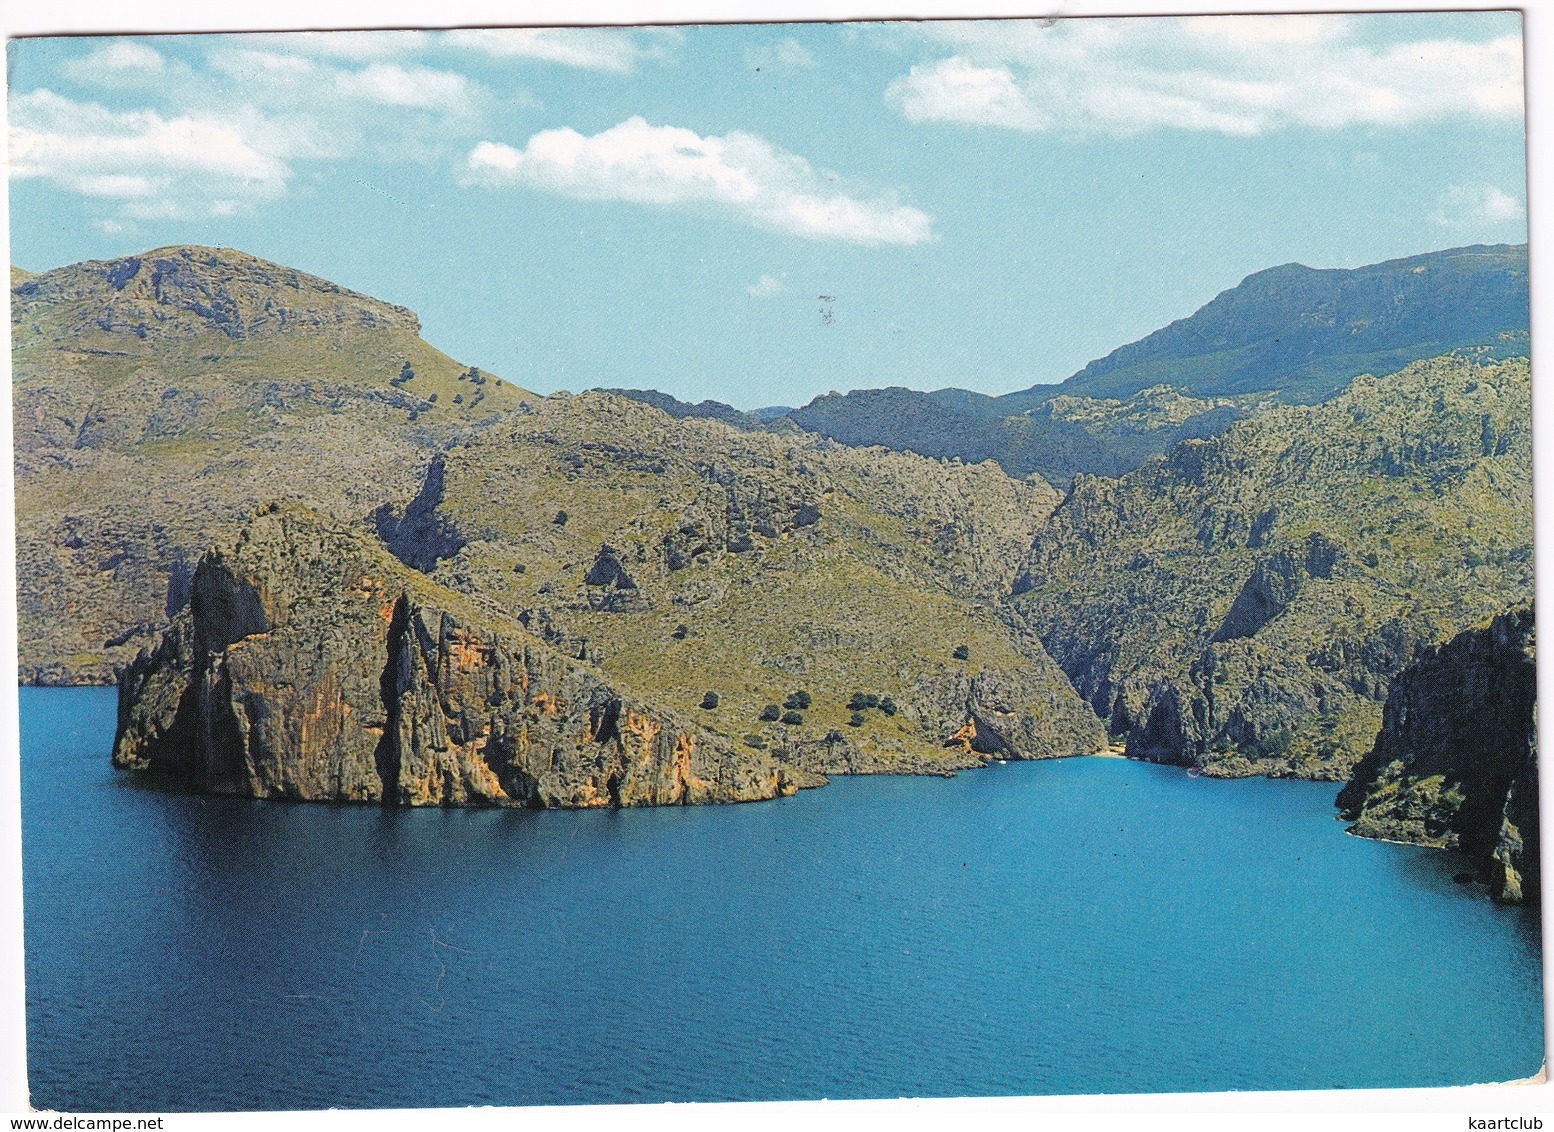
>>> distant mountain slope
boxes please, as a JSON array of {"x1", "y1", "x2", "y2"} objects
[
  {"x1": 599, "y1": 388, "x2": 764, "y2": 430},
  {"x1": 1008, "y1": 353, "x2": 1533, "y2": 781},
  {"x1": 1046, "y1": 243, "x2": 1528, "y2": 405},
  {"x1": 757, "y1": 243, "x2": 1528, "y2": 485},
  {"x1": 786, "y1": 384, "x2": 1249, "y2": 485},
  {"x1": 12, "y1": 245, "x2": 532, "y2": 682}
]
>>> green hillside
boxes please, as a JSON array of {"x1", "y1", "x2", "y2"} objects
[
  {"x1": 12, "y1": 246, "x2": 532, "y2": 681},
  {"x1": 1009, "y1": 353, "x2": 1533, "y2": 780}
]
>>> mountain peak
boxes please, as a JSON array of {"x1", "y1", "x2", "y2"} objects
[
  {"x1": 11, "y1": 245, "x2": 421, "y2": 343},
  {"x1": 1049, "y1": 242, "x2": 1528, "y2": 403}
]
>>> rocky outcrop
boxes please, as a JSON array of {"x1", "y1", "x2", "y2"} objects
[
  {"x1": 1337, "y1": 607, "x2": 1538, "y2": 903},
  {"x1": 374, "y1": 454, "x2": 466, "y2": 572},
  {"x1": 114, "y1": 506, "x2": 820, "y2": 807}
]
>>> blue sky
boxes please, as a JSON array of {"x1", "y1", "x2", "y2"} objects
[{"x1": 6, "y1": 12, "x2": 1529, "y2": 408}]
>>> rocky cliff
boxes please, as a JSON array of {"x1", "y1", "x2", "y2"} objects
[
  {"x1": 1337, "y1": 607, "x2": 1538, "y2": 904},
  {"x1": 114, "y1": 506, "x2": 821, "y2": 807}
]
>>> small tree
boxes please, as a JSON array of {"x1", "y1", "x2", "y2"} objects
[
  {"x1": 848, "y1": 711, "x2": 865, "y2": 727},
  {"x1": 700, "y1": 691, "x2": 720, "y2": 710},
  {"x1": 553, "y1": 510, "x2": 569, "y2": 526},
  {"x1": 879, "y1": 696, "x2": 897, "y2": 716},
  {"x1": 952, "y1": 644, "x2": 970, "y2": 660},
  {"x1": 785, "y1": 690, "x2": 812, "y2": 710},
  {"x1": 758, "y1": 704, "x2": 781, "y2": 722},
  {"x1": 848, "y1": 692, "x2": 880, "y2": 712},
  {"x1": 781, "y1": 711, "x2": 803, "y2": 726}
]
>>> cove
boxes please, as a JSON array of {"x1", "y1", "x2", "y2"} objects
[{"x1": 19, "y1": 686, "x2": 1545, "y2": 1111}]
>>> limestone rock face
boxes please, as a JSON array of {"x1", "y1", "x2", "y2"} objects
[
  {"x1": 113, "y1": 507, "x2": 819, "y2": 808},
  {"x1": 1337, "y1": 607, "x2": 1538, "y2": 903}
]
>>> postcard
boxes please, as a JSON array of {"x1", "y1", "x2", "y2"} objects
[{"x1": 5, "y1": 3, "x2": 1543, "y2": 1120}]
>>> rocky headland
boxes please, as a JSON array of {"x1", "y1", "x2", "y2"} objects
[
  {"x1": 1337, "y1": 607, "x2": 1538, "y2": 904},
  {"x1": 114, "y1": 505, "x2": 824, "y2": 807}
]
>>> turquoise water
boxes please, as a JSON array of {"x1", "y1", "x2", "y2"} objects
[{"x1": 19, "y1": 686, "x2": 1545, "y2": 1111}]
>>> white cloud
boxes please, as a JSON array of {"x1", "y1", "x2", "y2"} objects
[
  {"x1": 466, "y1": 117, "x2": 933, "y2": 246},
  {"x1": 209, "y1": 47, "x2": 479, "y2": 117},
  {"x1": 210, "y1": 47, "x2": 314, "y2": 79},
  {"x1": 886, "y1": 16, "x2": 1525, "y2": 136},
  {"x1": 62, "y1": 39, "x2": 166, "y2": 84},
  {"x1": 9, "y1": 88, "x2": 289, "y2": 219},
  {"x1": 11, "y1": 35, "x2": 502, "y2": 222},
  {"x1": 747, "y1": 274, "x2": 785, "y2": 298},
  {"x1": 441, "y1": 28, "x2": 674, "y2": 73},
  {"x1": 889, "y1": 58, "x2": 1049, "y2": 131},
  {"x1": 203, "y1": 46, "x2": 488, "y2": 161},
  {"x1": 334, "y1": 62, "x2": 478, "y2": 113},
  {"x1": 745, "y1": 38, "x2": 818, "y2": 71},
  {"x1": 1430, "y1": 182, "x2": 1525, "y2": 228},
  {"x1": 1180, "y1": 14, "x2": 1353, "y2": 48}
]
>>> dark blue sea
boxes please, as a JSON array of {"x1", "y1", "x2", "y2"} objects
[{"x1": 19, "y1": 686, "x2": 1545, "y2": 1111}]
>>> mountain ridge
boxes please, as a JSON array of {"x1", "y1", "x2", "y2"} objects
[
  {"x1": 12, "y1": 243, "x2": 1536, "y2": 843},
  {"x1": 1042, "y1": 243, "x2": 1528, "y2": 405},
  {"x1": 605, "y1": 243, "x2": 1528, "y2": 488}
]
